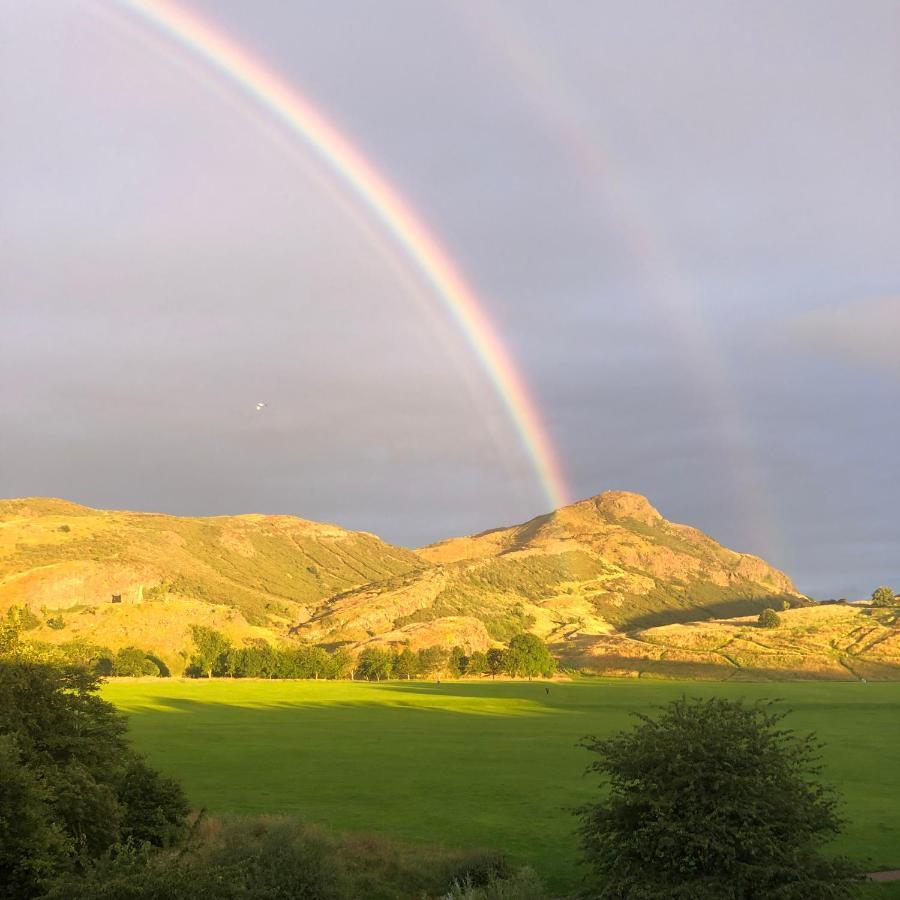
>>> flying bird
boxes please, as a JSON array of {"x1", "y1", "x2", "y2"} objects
[{"x1": 255, "y1": 402, "x2": 267, "y2": 412}]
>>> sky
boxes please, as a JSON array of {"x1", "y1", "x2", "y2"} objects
[{"x1": 2, "y1": 0, "x2": 898, "y2": 598}]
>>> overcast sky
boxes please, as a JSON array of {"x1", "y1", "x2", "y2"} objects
[{"x1": 2, "y1": 1, "x2": 898, "y2": 598}]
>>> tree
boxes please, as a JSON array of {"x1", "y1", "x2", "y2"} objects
[
  {"x1": 485, "y1": 648, "x2": 506, "y2": 679},
  {"x1": 503, "y1": 634, "x2": 556, "y2": 678},
  {"x1": 416, "y1": 646, "x2": 449, "y2": 678},
  {"x1": 447, "y1": 646, "x2": 467, "y2": 678},
  {"x1": 392, "y1": 647, "x2": 418, "y2": 680},
  {"x1": 187, "y1": 626, "x2": 231, "y2": 677},
  {"x1": 758, "y1": 607, "x2": 781, "y2": 629},
  {"x1": 576, "y1": 697, "x2": 861, "y2": 898},
  {"x1": 872, "y1": 586, "x2": 896, "y2": 608},
  {"x1": 0, "y1": 661, "x2": 188, "y2": 894},
  {"x1": 0, "y1": 734, "x2": 70, "y2": 900},
  {"x1": 111, "y1": 647, "x2": 159, "y2": 677},
  {"x1": 356, "y1": 647, "x2": 393, "y2": 681},
  {"x1": 327, "y1": 648, "x2": 354, "y2": 680},
  {"x1": 467, "y1": 650, "x2": 488, "y2": 677}
]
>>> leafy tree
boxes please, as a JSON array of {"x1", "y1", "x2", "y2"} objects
[
  {"x1": 117, "y1": 757, "x2": 189, "y2": 847},
  {"x1": 417, "y1": 646, "x2": 449, "y2": 678},
  {"x1": 300, "y1": 645, "x2": 332, "y2": 679},
  {"x1": 111, "y1": 647, "x2": 159, "y2": 677},
  {"x1": 576, "y1": 696, "x2": 861, "y2": 898},
  {"x1": 0, "y1": 661, "x2": 189, "y2": 895},
  {"x1": 328, "y1": 648, "x2": 354, "y2": 680},
  {"x1": 467, "y1": 650, "x2": 488, "y2": 677},
  {"x1": 188, "y1": 626, "x2": 232, "y2": 677},
  {"x1": 872, "y1": 585, "x2": 896, "y2": 607},
  {"x1": 757, "y1": 607, "x2": 781, "y2": 629},
  {"x1": 485, "y1": 648, "x2": 506, "y2": 679},
  {"x1": 393, "y1": 647, "x2": 418, "y2": 679},
  {"x1": 447, "y1": 646, "x2": 467, "y2": 678},
  {"x1": 0, "y1": 734, "x2": 70, "y2": 900},
  {"x1": 356, "y1": 647, "x2": 393, "y2": 681},
  {"x1": 503, "y1": 634, "x2": 556, "y2": 678}
]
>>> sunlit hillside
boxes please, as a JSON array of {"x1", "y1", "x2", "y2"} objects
[
  {"x1": 297, "y1": 491, "x2": 802, "y2": 649},
  {"x1": 4, "y1": 492, "x2": 899, "y2": 680}
]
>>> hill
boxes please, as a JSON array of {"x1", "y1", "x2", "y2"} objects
[
  {"x1": 296, "y1": 491, "x2": 802, "y2": 648},
  {"x1": 3, "y1": 492, "x2": 898, "y2": 679},
  {"x1": 0, "y1": 497, "x2": 424, "y2": 669}
]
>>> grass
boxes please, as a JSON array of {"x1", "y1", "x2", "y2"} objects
[{"x1": 103, "y1": 678, "x2": 900, "y2": 894}]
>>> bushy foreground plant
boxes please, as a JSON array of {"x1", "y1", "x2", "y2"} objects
[
  {"x1": 0, "y1": 661, "x2": 189, "y2": 898},
  {"x1": 576, "y1": 696, "x2": 862, "y2": 898},
  {"x1": 45, "y1": 816, "x2": 546, "y2": 900}
]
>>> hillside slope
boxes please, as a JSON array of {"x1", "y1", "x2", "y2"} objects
[
  {"x1": 0, "y1": 498, "x2": 425, "y2": 665},
  {"x1": 295, "y1": 492, "x2": 803, "y2": 649},
  {"x1": 6, "y1": 493, "x2": 897, "y2": 679}
]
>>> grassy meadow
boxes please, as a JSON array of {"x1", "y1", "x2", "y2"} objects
[{"x1": 104, "y1": 678, "x2": 900, "y2": 894}]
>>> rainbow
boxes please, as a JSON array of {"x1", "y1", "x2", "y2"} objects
[{"x1": 109, "y1": 0, "x2": 570, "y2": 510}]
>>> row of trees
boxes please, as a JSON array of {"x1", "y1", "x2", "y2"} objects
[
  {"x1": 186, "y1": 627, "x2": 557, "y2": 681},
  {"x1": 355, "y1": 633, "x2": 557, "y2": 681}
]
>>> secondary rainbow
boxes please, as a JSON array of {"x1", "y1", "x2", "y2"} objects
[{"x1": 112, "y1": 0, "x2": 569, "y2": 510}]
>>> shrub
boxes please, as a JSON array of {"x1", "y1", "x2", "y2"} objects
[
  {"x1": 576, "y1": 697, "x2": 861, "y2": 898},
  {"x1": 871, "y1": 585, "x2": 896, "y2": 607},
  {"x1": 758, "y1": 607, "x2": 781, "y2": 628},
  {"x1": 445, "y1": 849, "x2": 514, "y2": 887},
  {"x1": 46, "y1": 615, "x2": 65, "y2": 630}
]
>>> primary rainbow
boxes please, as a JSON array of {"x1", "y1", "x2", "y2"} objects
[{"x1": 112, "y1": 0, "x2": 569, "y2": 510}]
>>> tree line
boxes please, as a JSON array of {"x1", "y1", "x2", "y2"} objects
[{"x1": 186, "y1": 626, "x2": 557, "y2": 681}]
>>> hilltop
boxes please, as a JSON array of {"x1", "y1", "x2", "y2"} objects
[
  {"x1": 295, "y1": 491, "x2": 801, "y2": 650},
  {"x1": 3, "y1": 492, "x2": 898, "y2": 678}
]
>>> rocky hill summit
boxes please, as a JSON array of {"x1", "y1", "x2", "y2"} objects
[{"x1": 296, "y1": 491, "x2": 802, "y2": 651}]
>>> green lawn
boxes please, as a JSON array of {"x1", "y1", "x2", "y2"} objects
[{"x1": 104, "y1": 678, "x2": 900, "y2": 894}]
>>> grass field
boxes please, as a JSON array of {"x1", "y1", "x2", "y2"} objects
[{"x1": 104, "y1": 678, "x2": 900, "y2": 895}]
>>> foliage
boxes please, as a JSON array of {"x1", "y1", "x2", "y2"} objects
[
  {"x1": 0, "y1": 660, "x2": 189, "y2": 897},
  {"x1": 872, "y1": 586, "x2": 896, "y2": 608},
  {"x1": 485, "y1": 648, "x2": 506, "y2": 678},
  {"x1": 417, "y1": 645, "x2": 450, "y2": 677},
  {"x1": 448, "y1": 646, "x2": 468, "y2": 677},
  {"x1": 45, "y1": 815, "x2": 539, "y2": 900},
  {"x1": 6, "y1": 604, "x2": 41, "y2": 631},
  {"x1": 576, "y1": 696, "x2": 862, "y2": 898},
  {"x1": 188, "y1": 625, "x2": 232, "y2": 677},
  {"x1": 467, "y1": 650, "x2": 488, "y2": 676},
  {"x1": 503, "y1": 634, "x2": 556, "y2": 678},
  {"x1": 355, "y1": 647, "x2": 394, "y2": 681},
  {"x1": 393, "y1": 647, "x2": 418, "y2": 679},
  {"x1": 758, "y1": 607, "x2": 782, "y2": 628},
  {"x1": 0, "y1": 734, "x2": 70, "y2": 900},
  {"x1": 46, "y1": 614, "x2": 66, "y2": 630},
  {"x1": 442, "y1": 866, "x2": 547, "y2": 899},
  {"x1": 112, "y1": 647, "x2": 161, "y2": 677}
]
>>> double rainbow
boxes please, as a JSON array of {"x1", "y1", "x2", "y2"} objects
[{"x1": 113, "y1": 0, "x2": 570, "y2": 510}]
